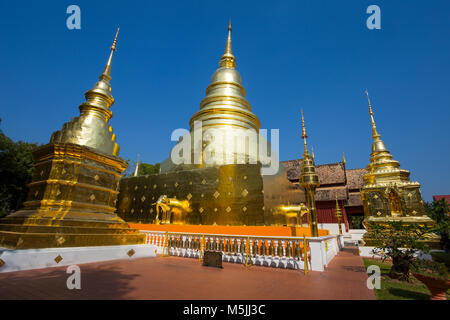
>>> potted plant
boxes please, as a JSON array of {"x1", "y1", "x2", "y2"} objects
[{"x1": 411, "y1": 257, "x2": 449, "y2": 300}]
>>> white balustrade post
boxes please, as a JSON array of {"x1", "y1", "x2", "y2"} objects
[{"x1": 309, "y1": 238, "x2": 325, "y2": 272}]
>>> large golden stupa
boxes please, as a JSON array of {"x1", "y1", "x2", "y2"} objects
[
  {"x1": 117, "y1": 23, "x2": 310, "y2": 229},
  {"x1": 0, "y1": 28, "x2": 145, "y2": 249},
  {"x1": 161, "y1": 22, "x2": 263, "y2": 171}
]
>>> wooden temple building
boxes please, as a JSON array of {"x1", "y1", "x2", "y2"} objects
[{"x1": 281, "y1": 158, "x2": 367, "y2": 232}]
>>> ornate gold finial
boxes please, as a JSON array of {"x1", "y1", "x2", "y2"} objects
[
  {"x1": 219, "y1": 20, "x2": 236, "y2": 68},
  {"x1": 301, "y1": 109, "x2": 309, "y2": 157},
  {"x1": 311, "y1": 146, "x2": 315, "y2": 160},
  {"x1": 343, "y1": 151, "x2": 346, "y2": 164},
  {"x1": 365, "y1": 89, "x2": 380, "y2": 140},
  {"x1": 102, "y1": 27, "x2": 120, "y2": 77},
  {"x1": 111, "y1": 26, "x2": 119, "y2": 51}
]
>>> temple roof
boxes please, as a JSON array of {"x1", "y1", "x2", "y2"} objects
[
  {"x1": 316, "y1": 162, "x2": 346, "y2": 185},
  {"x1": 316, "y1": 186, "x2": 347, "y2": 201},
  {"x1": 282, "y1": 160, "x2": 346, "y2": 186},
  {"x1": 282, "y1": 159, "x2": 366, "y2": 206},
  {"x1": 347, "y1": 193, "x2": 363, "y2": 206},
  {"x1": 346, "y1": 168, "x2": 367, "y2": 190}
]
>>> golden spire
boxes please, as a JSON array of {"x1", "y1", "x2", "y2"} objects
[
  {"x1": 301, "y1": 109, "x2": 309, "y2": 157},
  {"x1": 80, "y1": 27, "x2": 120, "y2": 112},
  {"x1": 49, "y1": 28, "x2": 122, "y2": 156},
  {"x1": 361, "y1": 90, "x2": 410, "y2": 187},
  {"x1": 343, "y1": 151, "x2": 346, "y2": 164},
  {"x1": 219, "y1": 20, "x2": 236, "y2": 68},
  {"x1": 365, "y1": 89, "x2": 380, "y2": 140},
  {"x1": 102, "y1": 27, "x2": 120, "y2": 78},
  {"x1": 311, "y1": 146, "x2": 315, "y2": 160},
  {"x1": 364, "y1": 90, "x2": 388, "y2": 154}
]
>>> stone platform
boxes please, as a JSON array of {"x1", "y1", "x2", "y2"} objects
[{"x1": 0, "y1": 244, "x2": 157, "y2": 273}]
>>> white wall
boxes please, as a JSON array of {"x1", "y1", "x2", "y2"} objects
[
  {"x1": 0, "y1": 244, "x2": 157, "y2": 273},
  {"x1": 318, "y1": 223, "x2": 347, "y2": 235}
]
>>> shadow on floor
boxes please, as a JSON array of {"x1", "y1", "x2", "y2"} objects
[
  {"x1": 0, "y1": 265, "x2": 140, "y2": 300},
  {"x1": 342, "y1": 247, "x2": 360, "y2": 256},
  {"x1": 341, "y1": 265, "x2": 366, "y2": 273}
]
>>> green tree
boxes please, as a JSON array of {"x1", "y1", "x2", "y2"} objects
[
  {"x1": 123, "y1": 161, "x2": 161, "y2": 177},
  {"x1": 0, "y1": 119, "x2": 38, "y2": 217},
  {"x1": 371, "y1": 221, "x2": 431, "y2": 282},
  {"x1": 425, "y1": 199, "x2": 449, "y2": 252},
  {"x1": 139, "y1": 162, "x2": 160, "y2": 176},
  {"x1": 350, "y1": 215, "x2": 364, "y2": 229}
]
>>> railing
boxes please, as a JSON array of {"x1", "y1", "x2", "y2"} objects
[{"x1": 140, "y1": 230, "x2": 344, "y2": 272}]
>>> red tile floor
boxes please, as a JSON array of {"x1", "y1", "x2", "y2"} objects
[{"x1": 0, "y1": 247, "x2": 375, "y2": 300}]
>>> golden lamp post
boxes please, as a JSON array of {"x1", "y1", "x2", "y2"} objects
[{"x1": 299, "y1": 110, "x2": 320, "y2": 237}]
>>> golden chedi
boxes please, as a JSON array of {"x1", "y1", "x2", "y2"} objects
[
  {"x1": 118, "y1": 23, "x2": 304, "y2": 227},
  {"x1": 0, "y1": 28, "x2": 145, "y2": 249},
  {"x1": 161, "y1": 21, "x2": 262, "y2": 172},
  {"x1": 189, "y1": 21, "x2": 261, "y2": 163},
  {"x1": 360, "y1": 90, "x2": 435, "y2": 246}
]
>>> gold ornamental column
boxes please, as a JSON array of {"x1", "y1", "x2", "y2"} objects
[
  {"x1": 298, "y1": 110, "x2": 320, "y2": 237},
  {"x1": 0, "y1": 28, "x2": 145, "y2": 249},
  {"x1": 334, "y1": 193, "x2": 343, "y2": 235}
]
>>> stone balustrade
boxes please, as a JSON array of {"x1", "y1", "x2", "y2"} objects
[{"x1": 141, "y1": 230, "x2": 343, "y2": 272}]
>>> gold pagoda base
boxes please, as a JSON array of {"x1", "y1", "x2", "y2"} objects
[
  {"x1": 0, "y1": 143, "x2": 145, "y2": 249},
  {"x1": 0, "y1": 216, "x2": 145, "y2": 249}
]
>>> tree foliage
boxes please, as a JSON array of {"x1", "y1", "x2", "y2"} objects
[
  {"x1": 138, "y1": 162, "x2": 160, "y2": 176},
  {"x1": 371, "y1": 200, "x2": 450, "y2": 282},
  {"x1": 371, "y1": 221, "x2": 431, "y2": 281},
  {"x1": 123, "y1": 160, "x2": 161, "y2": 177},
  {"x1": 0, "y1": 119, "x2": 38, "y2": 217},
  {"x1": 425, "y1": 199, "x2": 450, "y2": 252}
]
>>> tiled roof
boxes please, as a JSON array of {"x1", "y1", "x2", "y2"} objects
[
  {"x1": 347, "y1": 193, "x2": 363, "y2": 206},
  {"x1": 281, "y1": 160, "x2": 346, "y2": 185},
  {"x1": 316, "y1": 162, "x2": 346, "y2": 185},
  {"x1": 432, "y1": 195, "x2": 450, "y2": 203},
  {"x1": 282, "y1": 159, "x2": 303, "y2": 181},
  {"x1": 281, "y1": 159, "x2": 367, "y2": 205},
  {"x1": 316, "y1": 186, "x2": 347, "y2": 201},
  {"x1": 346, "y1": 168, "x2": 367, "y2": 190}
]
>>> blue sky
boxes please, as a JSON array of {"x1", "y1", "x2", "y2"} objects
[{"x1": 0, "y1": 0, "x2": 449, "y2": 201}]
